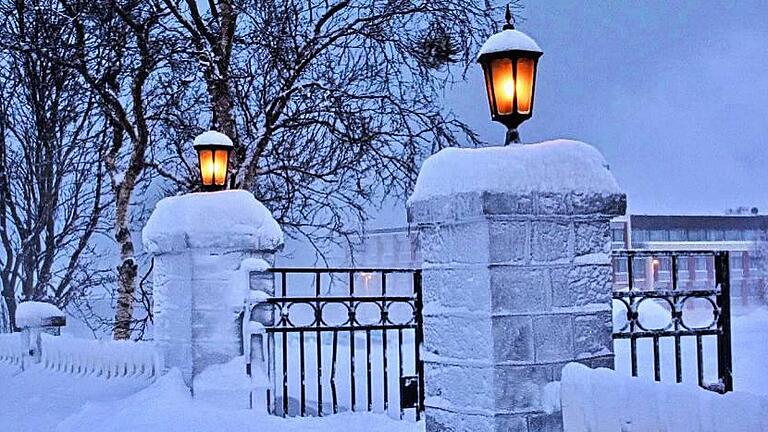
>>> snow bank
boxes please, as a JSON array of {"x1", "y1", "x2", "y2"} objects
[
  {"x1": 143, "y1": 190, "x2": 284, "y2": 253},
  {"x1": 477, "y1": 28, "x2": 542, "y2": 58},
  {"x1": 561, "y1": 362, "x2": 768, "y2": 432},
  {"x1": 15, "y1": 301, "x2": 65, "y2": 328},
  {"x1": 408, "y1": 140, "x2": 621, "y2": 204}
]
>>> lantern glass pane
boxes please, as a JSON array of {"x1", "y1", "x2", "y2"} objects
[
  {"x1": 213, "y1": 149, "x2": 228, "y2": 185},
  {"x1": 198, "y1": 149, "x2": 214, "y2": 185},
  {"x1": 491, "y1": 58, "x2": 515, "y2": 115},
  {"x1": 516, "y1": 58, "x2": 535, "y2": 114},
  {"x1": 483, "y1": 66, "x2": 495, "y2": 115}
]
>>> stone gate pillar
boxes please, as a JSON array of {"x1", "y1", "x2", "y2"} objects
[
  {"x1": 143, "y1": 190, "x2": 283, "y2": 396},
  {"x1": 407, "y1": 140, "x2": 625, "y2": 432}
]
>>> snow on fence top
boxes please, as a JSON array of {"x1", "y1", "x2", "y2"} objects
[
  {"x1": 143, "y1": 190, "x2": 284, "y2": 253},
  {"x1": 40, "y1": 334, "x2": 161, "y2": 380},
  {"x1": 15, "y1": 301, "x2": 66, "y2": 329},
  {"x1": 408, "y1": 139, "x2": 622, "y2": 204},
  {"x1": 477, "y1": 27, "x2": 542, "y2": 58},
  {"x1": 0, "y1": 333, "x2": 22, "y2": 365}
]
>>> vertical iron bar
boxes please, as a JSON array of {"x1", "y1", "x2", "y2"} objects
[
  {"x1": 266, "y1": 331, "x2": 272, "y2": 414},
  {"x1": 716, "y1": 251, "x2": 734, "y2": 392},
  {"x1": 382, "y1": 273, "x2": 389, "y2": 413},
  {"x1": 627, "y1": 254, "x2": 634, "y2": 291},
  {"x1": 696, "y1": 334, "x2": 704, "y2": 388},
  {"x1": 366, "y1": 329, "x2": 372, "y2": 411},
  {"x1": 349, "y1": 272, "x2": 356, "y2": 411},
  {"x1": 331, "y1": 330, "x2": 339, "y2": 414},
  {"x1": 282, "y1": 331, "x2": 288, "y2": 417},
  {"x1": 281, "y1": 272, "x2": 288, "y2": 417},
  {"x1": 414, "y1": 270, "x2": 425, "y2": 421},
  {"x1": 671, "y1": 255, "x2": 678, "y2": 291},
  {"x1": 630, "y1": 336, "x2": 638, "y2": 377},
  {"x1": 674, "y1": 335, "x2": 683, "y2": 384},
  {"x1": 315, "y1": 273, "x2": 323, "y2": 416},
  {"x1": 652, "y1": 336, "x2": 661, "y2": 382},
  {"x1": 300, "y1": 331, "x2": 306, "y2": 416},
  {"x1": 397, "y1": 328, "x2": 404, "y2": 420}
]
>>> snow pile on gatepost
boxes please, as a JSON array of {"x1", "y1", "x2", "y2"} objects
[
  {"x1": 143, "y1": 189, "x2": 283, "y2": 253},
  {"x1": 408, "y1": 139, "x2": 621, "y2": 204},
  {"x1": 15, "y1": 301, "x2": 65, "y2": 328},
  {"x1": 561, "y1": 362, "x2": 768, "y2": 432}
]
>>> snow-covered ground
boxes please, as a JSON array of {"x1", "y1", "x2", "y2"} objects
[{"x1": 1, "y1": 307, "x2": 767, "y2": 431}]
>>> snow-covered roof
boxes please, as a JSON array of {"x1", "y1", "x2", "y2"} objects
[
  {"x1": 407, "y1": 139, "x2": 622, "y2": 204},
  {"x1": 143, "y1": 190, "x2": 284, "y2": 254},
  {"x1": 15, "y1": 301, "x2": 66, "y2": 328},
  {"x1": 193, "y1": 131, "x2": 233, "y2": 148},
  {"x1": 477, "y1": 28, "x2": 542, "y2": 59}
]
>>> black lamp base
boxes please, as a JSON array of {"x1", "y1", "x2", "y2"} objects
[{"x1": 505, "y1": 128, "x2": 521, "y2": 145}]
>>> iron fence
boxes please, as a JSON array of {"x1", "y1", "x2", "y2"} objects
[
  {"x1": 262, "y1": 268, "x2": 424, "y2": 419},
  {"x1": 612, "y1": 250, "x2": 733, "y2": 393}
]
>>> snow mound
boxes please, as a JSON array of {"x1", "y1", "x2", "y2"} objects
[
  {"x1": 408, "y1": 139, "x2": 621, "y2": 204},
  {"x1": 561, "y1": 362, "x2": 768, "y2": 432},
  {"x1": 478, "y1": 28, "x2": 542, "y2": 58},
  {"x1": 143, "y1": 190, "x2": 284, "y2": 253},
  {"x1": 15, "y1": 301, "x2": 65, "y2": 328}
]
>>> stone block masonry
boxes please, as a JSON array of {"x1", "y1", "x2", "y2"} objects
[{"x1": 407, "y1": 140, "x2": 626, "y2": 432}]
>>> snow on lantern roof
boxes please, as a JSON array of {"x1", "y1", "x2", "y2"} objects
[
  {"x1": 143, "y1": 190, "x2": 284, "y2": 254},
  {"x1": 407, "y1": 140, "x2": 622, "y2": 204},
  {"x1": 16, "y1": 301, "x2": 66, "y2": 329},
  {"x1": 193, "y1": 130, "x2": 233, "y2": 148},
  {"x1": 477, "y1": 28, "x2": 542, "y2": 60}
]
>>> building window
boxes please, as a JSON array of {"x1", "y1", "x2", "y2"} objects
[
  {"x1": 613, "y1": 258, "x2": 628, "y2": 273},
  {"x1": 677, "y1": 257, "x2": 689, "y2": 271},
  {"x1": 611, "y1": 228, "x2": 625, "y2": 243},
  {"x1": 725, "y1": 230, "x2": 743, "y2": 241},
  {"x1": 688, "y1": 230, "x2": 706, "y2": 241},
  {"x1": 633, "y1": 229, "x2": 649, "y2": 242},
  {"x1": 650, "y1": 229, "x2": 669, "y2": 241},
  {"x1": 634, "y1": 260, "x2": 646, "y2": 279},
  {"x1": 669, "y1": 229, "x2": 687, "y2": 241},
  {"x1": 696, "y1": 256, "x2": 708, "y2": 270},
  {"x1": 708, "y1": 230, "x2": 725, "y2": 241},
  {"x1": 731, "y1": 256, "x2": 744, "y2": 270}
]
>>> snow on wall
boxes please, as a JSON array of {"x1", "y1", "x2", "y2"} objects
[
  {"x1": 15, "y1": 301, "x2": 65, "y2": 328},
  {"x1": 407, "y1": 140, "x2": 622, "y2": 204},
  {"x1": 39, "y1": 334, "x2": 161, "y2": 380},
  {"x1": 142, "y1": 190, "x2": 284, "y2": 254},
  {"x1": 0, "y1": 333, "x2": 22, "y2": 366},
  {"x1": 561, "y1": 362, "x2": 768, "y2": 432}
]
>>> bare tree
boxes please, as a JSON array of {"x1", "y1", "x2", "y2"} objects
[
  {"x1": 53, "y1": 0, "x2": 192, "y2": 339},
  {"x1": 156, "y1": 0, "x2": 498, "y2": 255},
  {"x1": 0, "y1": 0, "x2": 108, "y2": 330}
]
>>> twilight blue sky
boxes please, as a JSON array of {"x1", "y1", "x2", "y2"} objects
[{"x1": 444, "y1": 1, "x2": 768, "y2": 216}]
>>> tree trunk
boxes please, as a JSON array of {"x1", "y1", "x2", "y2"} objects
[{"x1": 112, "y1": 186, "x2": 138, "y2": 340}]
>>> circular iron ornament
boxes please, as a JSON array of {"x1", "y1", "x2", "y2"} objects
[
  {"x1": 613, "y1": 298, "x2": 633, "y2": 333},
  {"x1": 678, "y1": 296, "x2": 721, "y2": 331},
  {"x1": 318, "y1": 302, "x2": 352, "y2": 327},
  {"x1": 384, "y1": 300, "x2": 417, "y2": 326},
  {"x1": 633, "y1": 297, "x2": 676, "y2": 332}
]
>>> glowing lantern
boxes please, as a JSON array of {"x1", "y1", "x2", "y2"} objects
[
  {"x1": 193, "y1": 131, "x2": 233, "y2": 191},
  {"x1": 477, "y1": 6, "x2": 543, "y2": 144}
]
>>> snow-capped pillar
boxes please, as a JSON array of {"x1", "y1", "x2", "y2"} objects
[
  {"x1": 143, "y1": 190, "x2": 284, "y2": 398},
  {"x1": 15, "y1": 301, "x2": 66, "y2": 369},
  {"x1": 407, "y1": 140, "x2": 626, "y2": 432}
]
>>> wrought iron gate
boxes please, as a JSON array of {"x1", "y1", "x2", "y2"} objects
[
  {"x1": 263, "y1": 268, "x2": 424, "y2": 419},
  {"x1": 612, "y1": 250, "x2": 733, "y2": 393}
]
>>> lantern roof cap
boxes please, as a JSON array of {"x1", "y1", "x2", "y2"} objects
[
  {"x1": 193, "y1": 130, "x2": 234, "y2": 148},
  {"x1": 477, "y1": 28, "x2": 542, "y2": 60}
]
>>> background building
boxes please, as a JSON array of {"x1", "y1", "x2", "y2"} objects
[{"x1": 338, "y1": 214, "x2": 768, "y2": 308}]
